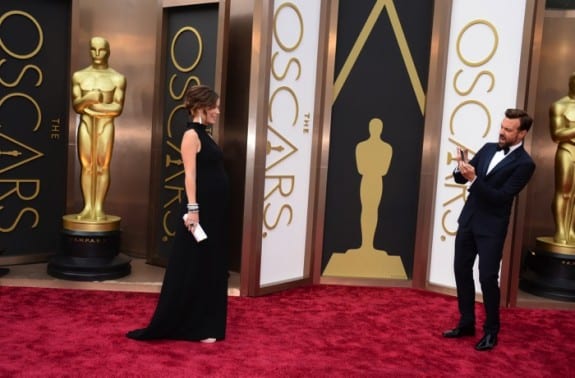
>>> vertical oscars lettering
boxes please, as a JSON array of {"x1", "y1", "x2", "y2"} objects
[
  {"x1": 0, "y1": 10, "x2": 45, "y2": 233},
  {"x1": 263, "y1": 2, "x2": 310, "y2": 238},
  {"x1": 161, "y1": 26, "x2": 202, "y2": 241},
  {"x1": 440, "y1": 20, "x2": 498, "y2": 240}
]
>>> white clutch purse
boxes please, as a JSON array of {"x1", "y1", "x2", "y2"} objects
[{"x1": 182, "y1": 214, "x2": 208, "y2": 242}]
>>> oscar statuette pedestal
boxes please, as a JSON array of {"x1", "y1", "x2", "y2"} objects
[
  {"x1": 47, "y1": 215, "x2": 131, "y2": 281},
  {"x1": 520, "y1": 237, "x2": 575, "y2": 302}
]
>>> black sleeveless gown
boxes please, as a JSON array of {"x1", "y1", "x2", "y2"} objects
[{"x1": 127, "y1": 122, "x2": 229, "y2": 341}]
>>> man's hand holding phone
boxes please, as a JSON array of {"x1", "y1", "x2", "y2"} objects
[
  {"x1": 458, "y1": 147, "x2": 468, "y2": 164},
  {"x1": 456, "y1": 147, "x2": 475, "y2": 181}
]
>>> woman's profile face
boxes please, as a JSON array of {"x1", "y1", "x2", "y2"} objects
[{"x1": 203, "y1": 99, "x2": 220, "y2": 125}]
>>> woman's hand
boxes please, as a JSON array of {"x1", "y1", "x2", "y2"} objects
[{"x1": 185, "y1": 212, "x2": 200, "y2": 233}]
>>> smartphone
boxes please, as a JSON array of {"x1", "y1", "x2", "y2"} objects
[{"x1": 459, "y1": 148, "x2": 468, "y2": 163}]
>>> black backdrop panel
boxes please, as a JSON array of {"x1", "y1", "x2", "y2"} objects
[
  {"x1": 153, "y1": 4, "x2": 219, "y2": 263},
  {"x1": 0, "y1": 1, "x2": 71, "y2": 255},
  {"x1": 322, "y1": 0, "x2": 434, "y2": 277}
]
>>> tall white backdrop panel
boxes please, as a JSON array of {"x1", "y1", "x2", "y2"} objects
[
  {"x1": 260, "y1": 0, "x2": 321, "y2": 286},
  {"x1": 428, "y1": 0, "x2": 527, "y2": 289}
]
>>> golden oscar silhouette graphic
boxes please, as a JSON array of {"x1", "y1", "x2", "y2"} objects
[
  {"x1": 521, "y1": 72, "x2": 575, "y2": 300},
  {"x1": 48, "y1": 37, "x2": 131, "y2": 280},
  {"x1": 323, "y1": 118, "x2": 407, "y2": 279}
]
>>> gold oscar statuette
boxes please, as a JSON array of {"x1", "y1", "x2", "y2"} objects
[
  {"x1": 63, "y1": 36, "x2": 127, "y2": 232},
  {"x1": 521, "y1": 72, "x2": 575, "y2": 301},
  {"x1": 48, "y1": 36, "x2": 130, "y2": 281}
]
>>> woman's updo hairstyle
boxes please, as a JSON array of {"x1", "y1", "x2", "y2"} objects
[{"x1": 184, "y1": 85, "x2": 219, "y2": 115}]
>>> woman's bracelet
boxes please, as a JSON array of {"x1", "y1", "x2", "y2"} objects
[{"x1": 187, "y1": 203, "x2": 199, "y2": 212}]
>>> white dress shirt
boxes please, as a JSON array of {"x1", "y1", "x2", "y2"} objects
[{"x1": 486, "y1": 142, "x2": 522, "y2": 174}]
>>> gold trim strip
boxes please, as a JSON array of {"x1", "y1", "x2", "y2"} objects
[
  {"x1": 385, "y1": 0, "x2": 425, "y2": 114},
  {"x1": 333, "y1": 0, "x2": 425, "y2": 114},
  {"x1": 333, "y1": 0, "x2": 384, "y2": 102}
]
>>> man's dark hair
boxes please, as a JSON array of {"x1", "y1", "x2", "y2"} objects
[{"x1": 505, "y1": 108, "x2": 533, "y2": 132}]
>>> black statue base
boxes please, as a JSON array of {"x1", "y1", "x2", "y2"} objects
[
  {"x1": 47, "y1": 215, "x2": 131, "y2": 281},
  {"x1": 520, "y1": 237, "x2": 575, "y2": 302},
  {"x1": 48, "y1": 255, "x2": 131, "y2": 281},
  {"x1": 0, "y1": 267, "x2": 9, "y2": 277},
  {"x1": 0, "y1": 247, "x2": 8, "y2": 277}
]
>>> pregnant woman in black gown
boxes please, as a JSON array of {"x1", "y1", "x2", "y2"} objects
[{"x1": 127, "y1": 85, "x2": 229, "y2": 343}]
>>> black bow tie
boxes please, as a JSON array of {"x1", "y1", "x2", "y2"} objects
[{"x1": 496, "y1": 145, "x2": 510, "y2": 155}]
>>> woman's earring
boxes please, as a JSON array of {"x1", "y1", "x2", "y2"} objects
[{"x1": 199, "y1": 115, "x2": 202, "y2": 124}]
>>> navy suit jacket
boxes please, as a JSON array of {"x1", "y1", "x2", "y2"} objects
[{"x1": 454, "y1": 142, "x2": 535, "y2": 237}]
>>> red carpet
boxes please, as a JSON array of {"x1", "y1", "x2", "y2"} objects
[{"x1": 0, "y1": 284, "x2": 572, "y2": 377}]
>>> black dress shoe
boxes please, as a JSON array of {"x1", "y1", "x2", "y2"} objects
[
  {"x1": 442, "y1": 326, "x2": 475, "y2": 338},
  {"x1": 475, "y1": 333, "x2": 497, "y2": 351}
]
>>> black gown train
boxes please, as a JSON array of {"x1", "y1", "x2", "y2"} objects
[{"x1": 127, "y1": 122, "x2": 229, "y2": 341}]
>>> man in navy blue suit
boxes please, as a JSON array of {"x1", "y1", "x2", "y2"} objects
[{"x1": 442, "y1": 108, "x2": 536, "y2": 351}]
